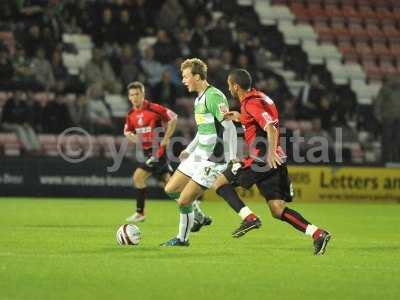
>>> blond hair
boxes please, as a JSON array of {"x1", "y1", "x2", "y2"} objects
[
  {"x1": 127, "y1": 81, "x2": 145, "y2": 93},
  {"x1": 180, "y1": 58, "x2": 208, "y2": 80}
]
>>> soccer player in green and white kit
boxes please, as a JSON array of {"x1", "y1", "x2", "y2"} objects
[{"x1": 160, "y1": 58, "x2": 257, "y2": 246}]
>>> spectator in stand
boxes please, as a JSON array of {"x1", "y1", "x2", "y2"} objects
[
  {"x1": 153, "y1": 29, "x2": 179, "y2": 64},
  {"x1": 41, "y1": 93, "x2": 71, "y2": 134},
  {"x1": 156, "y1": 0, "x2": 183, "y2": 32},
  {"x1": 296, "y1": 74, "x2": 325, "y2": 119},
  {"x1": 0, "y1": 49, "x2": 14, "y2": 89},
  {"x1": 86, "y1": 83, "x2": 114, "y2": 134},
  {"x1": 189, "y1": 13, "x2": 210, "y2": 56},
  {"x1": 140, "y1": 46, "x2": 164, "y2": 86},
  {"x1": 213, "y1": 49, "x2": 233, "y2": 95},
  {"x1": 31, "y1": 47, "x2": 55, "y2": 91},
  {"x1": 25, "y1": 89, "x2": 45, "y2": 133},
  {"x1": 21, "y1": 24, "x2": 42, "y2": 58},
  {"x1": 301, "y1": 118, "x2": 334, "y2": 163},
  {"x1": 65, "y1": 0, "x2": 95, "y2": 34},
  {"x1": 94, "y1": 8, "x2": 118, "y2": 46},
  {"x1": 318, "y1": 94, "x2": 334, "y2": 131},
  {"x1": 0, "y1": 90, "x2": 41, "y2": 154},
  {"x1": 67, "y1": 94, "x2": 91, "y2": 131},
  {"x1": 12, "y1": 47, "x2": 39, "y2": 89},
  {"x1": 132, "y1": 0, "x2": 155, "y2": 35},
  {"x1": 82, "y1": 47, "x2": 121, "y2": 93},
  {"x1": 116, "y1": 44, "x2": 145, "y2": 88},
  {"x1": 208, "y1": 16, "x2": 233, "y2": 49},
  {"x1": 236, "y1": 54, "x2": 257, "y2": 80},
  {"x1": 151, "y1": 69, "x2": 177, "y2": 108},
  {"x1": 116, "y1": 8, "x2": 139, "y2": 45},
  {"x1": 231, "y1": 30, "x2": 255, "y2": 65},
  {"x1": 374, "y1": 78, "x2": 400, "y2": 163},
  {"x1": 176, "y1": 28, "x2": 192, "y2": 58},
  {"x1": 51, "y1": 49, "x2": 69, "y2": 92}
]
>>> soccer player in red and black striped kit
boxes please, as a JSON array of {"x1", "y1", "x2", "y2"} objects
[
  {"x1": 124, "y1": 81, "x2": 177, "y2": 223},
  {"x1": 214, "y1": 69, "x2": 331, "y2": 255}
]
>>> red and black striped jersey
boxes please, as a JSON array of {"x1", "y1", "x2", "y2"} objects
[
  {"x1": 239, "y1": 89, "x2": 286, "y2": 166},
  {"x1": 125, "y1": 100, "x2": 176, "y2": 151}
]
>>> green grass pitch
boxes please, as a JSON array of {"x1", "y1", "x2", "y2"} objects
[{"x1": 0, "y1": 198, "x2": 399, "y2": 300}]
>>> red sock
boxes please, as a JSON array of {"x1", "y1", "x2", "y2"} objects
[
  {"x1": 312, "y1": 229, "x2": 324, "y2": 240},
  {"x1": 245, "y1": 213, "x2": 257, "y2": 222}
]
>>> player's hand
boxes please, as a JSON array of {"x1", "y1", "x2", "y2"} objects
[
  {"x1": 179, "y1": 150, "x2": 190, "y2": 161},
  {"x1": 267, "y1": 150, "x2": 283, "y2": 169},
  {"x1": 223, "y1": 111, "x2": 240, "y2": 122},
  {"x1": 124, "y1": 124, "x2": 136, "y2": 143}
]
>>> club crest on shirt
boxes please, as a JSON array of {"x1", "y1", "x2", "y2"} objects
[
  {"x1": 137, "y1": 114, "x2": 144, "y2": 126},
  {"x1": 262, "y1": 112, "x2": 272, "y2": 123}
]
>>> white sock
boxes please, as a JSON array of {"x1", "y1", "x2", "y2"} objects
[
  {"x1": 305, "y1": 224, "x2": 318, "y2": 236},
  {"x1": 239, "y1": 206, "x2": 253, "y2": 220},
  {"x1": 194, "y1": 200, "x2": 206, "y2": 214},
  {"x1": 177, "y1": 212, "x2": 194, "y2": 242}
]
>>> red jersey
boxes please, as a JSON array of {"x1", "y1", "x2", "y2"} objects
[
  {"x1": 239, "y1": 89, "x2": 286, "y2": 166},
  {"x1": 125, "y1": 100, "x2": 176, "y2": 151}
]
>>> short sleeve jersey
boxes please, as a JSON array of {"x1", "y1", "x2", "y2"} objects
[
  {"x1": 240, "y1": 89, "x2": 286, "y2": 164},
  {"x1": 193, "y1": 85, "x2": 230, "y2": 162},
  {"x1": 125, "y1": 100, "x2": 176, "y2": 150}
]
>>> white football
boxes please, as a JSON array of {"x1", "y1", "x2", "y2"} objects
[{"x1": 116, "y1": 224, "x2": 141, "y2": 246}]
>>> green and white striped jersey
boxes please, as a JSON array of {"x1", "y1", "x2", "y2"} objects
[{"x1": 193, "y1": 85, "x2": 229, "y2": 162}]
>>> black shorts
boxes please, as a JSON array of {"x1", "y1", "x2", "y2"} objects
[
  {"x1": 223, "y1": 162, "x2": 293, "y2": 202},
  {"x1": 137, "y1": 153, "x2": 173, "y2": 178}
]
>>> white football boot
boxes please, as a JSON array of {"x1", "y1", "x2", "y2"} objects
[{"x1": 126, "y1": 212, "x2": 145, "y2": 223}]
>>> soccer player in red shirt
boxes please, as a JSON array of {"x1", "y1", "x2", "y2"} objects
[
  {"x1": 124, "y1": 81, "x2": 177, "y2": 223},
  {"x1": 214, "y1": 69, "x2": 331, "y2": 255}
]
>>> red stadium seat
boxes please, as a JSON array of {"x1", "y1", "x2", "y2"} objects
[
  {"x1": 338, "y1": 41, "x2": 358, "y2": 62},
  {"x1": 366, "y1": 24, "x2": 386, "y2": 42},
  {"x1": 331, "y1": 25, "x2": 351, "y2": 43},
  {"x1": 376, "y1": 7, "x2": 396, "y2": 21},
  {"x1": 383, "y1": 25, "x2": 400, "y2": 40},
  {"x1": 314, "y1": 22, "x2": 335, "y2": 43},
  {"x1": 0, "y1": 133, "x2": 21, "y2": 156},
  {"x1": 371, "y1": 43, "x2": 391, "y2": 58},
  {"x1": 290, "y1": 3, "x2": 311, "y2": 23},
  {"x1": 355, "y1": 42, "x2": 375, "y2": 60},
  {"x1": 325, "y1": 4, "x2": 345, "y2": 23},
  {"x1": 38, "y1": 134, "x2": 58, "y2": 156},
  {"x1": 380, "y1": 60, "x2": 399, "y2": 77},
  {"x1": 348, "y1": 23, "x2": 369, "y2": 42}
]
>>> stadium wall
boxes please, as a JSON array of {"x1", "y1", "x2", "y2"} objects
[
  {"x1": 0, "y1": 157, "x2": 167, "y2": 199},
  {"x1": 1, "y1": 158, "x2": 399, "y2": 202}
]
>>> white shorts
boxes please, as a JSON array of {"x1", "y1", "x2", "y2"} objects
[{"x1": 177, "y1": 151, "x2": 227, "y2": 188}]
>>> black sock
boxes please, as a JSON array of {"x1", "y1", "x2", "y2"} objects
[
  {"x1": 280, "y1": 207, "x2": 310, "y2": 233},
  {"x1": 216, "y1": 184, "x2": 245, "y2": 213},
  {"x1": 136, "y1": 188, "x2": 146, "y2": 214}
]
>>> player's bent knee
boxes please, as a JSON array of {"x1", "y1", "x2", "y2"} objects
[
  {"x1": 268, "y1": 200, "x2": 285, "y2": 219},
  {"x1": 177, "y1": 197, "x2": 192, "y2": 207}
]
